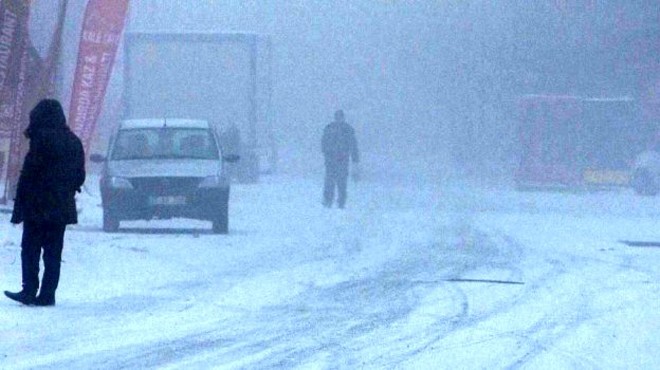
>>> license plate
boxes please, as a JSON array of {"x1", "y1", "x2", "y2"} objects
[{"x1": 149, "y1": 196, "x2": 187, "y2": 205}]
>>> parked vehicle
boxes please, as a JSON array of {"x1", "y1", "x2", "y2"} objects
[
  {"x1": 515, "y1": 95, "x2": 652, "y2": 190},
  {"x1": 90, "y1": 119, "x2": 239, "y2": 233}
]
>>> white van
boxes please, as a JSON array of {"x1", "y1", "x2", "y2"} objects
[{"x1": 90, "y1": 119, "x2": 239, "y2": 233}]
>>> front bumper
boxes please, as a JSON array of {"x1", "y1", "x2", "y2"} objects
[{"x1": 100, "y1": 176, "x2": 229, "y2": 221}]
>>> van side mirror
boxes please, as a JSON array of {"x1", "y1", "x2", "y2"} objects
[
  {"x1": 223, "y1": 154, "x2": 240, "y2": 163},
  {"x1": 90, "y1": 153, "x2": 106, "y2": 163}
]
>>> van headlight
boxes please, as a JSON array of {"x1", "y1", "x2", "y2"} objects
[
  {"x1": 198, "y1": 175, "x2": 225, "y2": 188},
  {"x1": 108, "y1": 176, "x2": 133, "y2": 189}
]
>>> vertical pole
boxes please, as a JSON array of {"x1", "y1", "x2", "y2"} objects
[
  {"x1": 249, "y1": 34, "x2": 258, "y2": 151},
  {"x1": 55, "y1": 0, "x2": 69, "y2": 102},
  {"x1": 267, "y1": 35, "x2": 277, "y2": 173},
  {"x1": 122, "y1": 34, "x2": 131, "y2": 120},
  {"x1": 121, "y1": 1, "x2": 135, "y2": 121},
  {"x1": 247, "y1": 34, "x2": 259, "y2": 182}
]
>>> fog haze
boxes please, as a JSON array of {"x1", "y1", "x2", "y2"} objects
[
  {"x1": 4, "y1": 2, "x2": 660, "y2": 367},
  {"x1": 28, "y1": 1, "x2": 660, "y2": 180}
]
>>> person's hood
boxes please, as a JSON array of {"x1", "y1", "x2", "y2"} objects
[{"x1": 25, "y1": 99, "x2": 67, "y2": 138}]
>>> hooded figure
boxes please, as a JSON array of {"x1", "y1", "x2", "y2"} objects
[
  {"x1": 321, "y1": 109, "x2": 359, "y2": 208},
  {"x1": 5, "y1": 99, "x2": 85, "y2": 306}
]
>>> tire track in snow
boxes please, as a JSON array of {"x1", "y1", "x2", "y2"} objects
[{"x1": 222, "y1": 227, "x2": 518, "y2": 368}]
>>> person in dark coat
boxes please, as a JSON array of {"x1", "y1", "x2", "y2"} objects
[
  {"x1": 4, "y1": 99, "x2": 85, "y2": 306},
  {"x1": 321, "y1": 109, "x2": 359, "y2": 208}
]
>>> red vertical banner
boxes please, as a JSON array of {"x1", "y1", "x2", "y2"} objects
[
  {"x1": 68, "y1": 0, "x2": 129, "y2": 154},
  {"x1": 0, "y1": 0, "x2": 32, "y2": 203}
]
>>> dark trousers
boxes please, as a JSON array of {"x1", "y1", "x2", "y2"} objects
[
  {"x1": 323, "y1": 172, "x2": 348, "y2": 208},
  {"x1": 20, "y1": 221, "x2": 66, "y2": 297}
]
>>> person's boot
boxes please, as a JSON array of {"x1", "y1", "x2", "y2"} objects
[
  {"x1": 34, "y1": 294, "x2": 56, "y2": 307},
  {"x1": 4, "y1": 290, "x2": 36, "y2": 305}
]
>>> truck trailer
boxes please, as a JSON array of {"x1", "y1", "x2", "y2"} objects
[{"x1": 122, "y1": 31, "x2": 273, "y2": 182}]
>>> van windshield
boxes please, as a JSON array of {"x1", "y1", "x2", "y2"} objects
[{"x1": 111, "y1": 128, "x2": 219, "y2": 160}]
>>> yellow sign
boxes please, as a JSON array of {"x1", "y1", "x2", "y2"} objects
[{"x1": 583, "y1": 169, "x2": 630, "y2": 185}]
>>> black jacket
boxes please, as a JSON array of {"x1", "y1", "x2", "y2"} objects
[
  {"x1": 11, "y1": 100, "x2": 85, "y2": 225},
  {"x1": 322, "y1": 120, "x2": 359, "y2": 174}
]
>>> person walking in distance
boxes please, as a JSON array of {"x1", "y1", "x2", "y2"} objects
[
  {"x1": 4, "y1": 99, "x2": 85, "y2": 307},
  {"x1": 321, "y1": 109, "x2": 359, "y2": 208}
]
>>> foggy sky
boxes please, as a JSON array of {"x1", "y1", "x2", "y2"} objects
[
  {"x1": 28, "y1": 1, "x2": 660, "y2": 177},
  {"x1": 128, "y1": 1, "x2": 461, "y2": 158}
]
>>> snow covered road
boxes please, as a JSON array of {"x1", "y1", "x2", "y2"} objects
[{"x1": 1, "y1": 175, "x2": 659, "y2": 369}]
